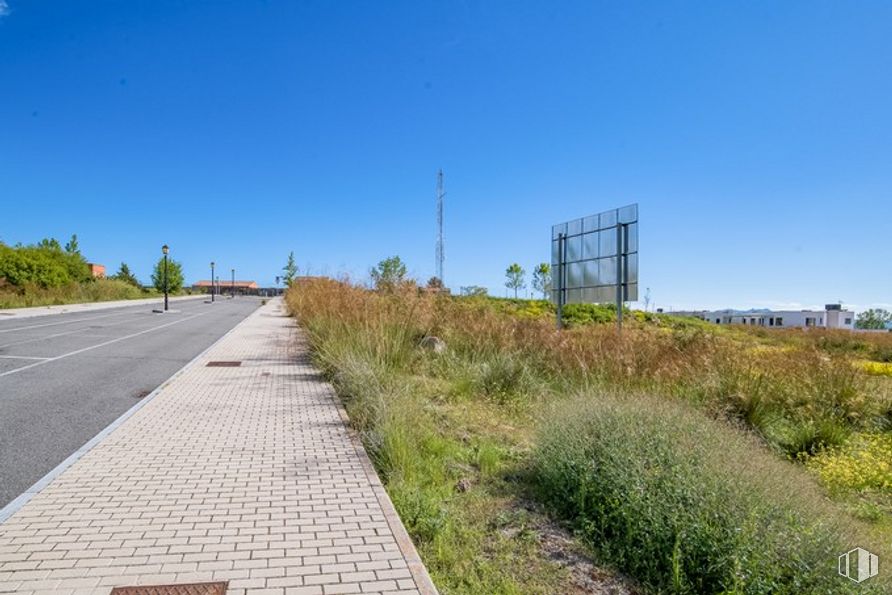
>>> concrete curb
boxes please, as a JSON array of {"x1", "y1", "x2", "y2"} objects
[
  {"x1": 0, "y1": 300, "x2": 258, "y2": 525},
  {"x1": 0, "y1": 295, "x2": 206, "y2": 320}
]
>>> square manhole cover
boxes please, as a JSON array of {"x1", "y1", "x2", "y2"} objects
[
  {"x1": 206, "y1": 361, "x2": 241, "y2": 367},
  {"x1": 110, "y1": 582, "x2": 228, "y2": 595}
]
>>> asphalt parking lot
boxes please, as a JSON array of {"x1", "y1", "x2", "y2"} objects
[{"x1": 0, "y1": 297, "x2": 261, "y2": 508}]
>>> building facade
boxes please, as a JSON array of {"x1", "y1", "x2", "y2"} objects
[{"x1": 688, "y1": 304, "x2": 855, "y2": 330}]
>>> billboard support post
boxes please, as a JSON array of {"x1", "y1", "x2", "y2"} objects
[
  {"x1": 616, "y1": 223, "x2": 624, "y2": 332},
  {"x1": 556, "y1": 233, "x2": 565, "y2": 329}
]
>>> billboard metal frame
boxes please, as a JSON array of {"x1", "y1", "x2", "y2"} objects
[{"x1": 552, "y1": 204, "x2": 638, "y2": 330}]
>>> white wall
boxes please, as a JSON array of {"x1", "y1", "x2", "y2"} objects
[
  {"x1": 826, "y1": 309, "x2": 855, "y2": 330},
  {"x1": 697, "y1": 308, "x2": 855, "y2": 329}
]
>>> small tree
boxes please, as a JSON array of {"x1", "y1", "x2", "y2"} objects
[
  {"x1": 426, "y1": 276, "x2": 443, "y2": 289},
  {"x1": 151, "y1": 256, "x2": 185, "y2": 293},
  {"x1": 37, "y1": 238, "x2": 62, "y2": 251},
  {"x1": 370, "y1": 256, "x2": 408, "y2": 291},
  {"x1": 113, "y1": 262, "x2": 141, "y2": 288},
  {"x1": 531, "y1": 263, "x2": 552, "y2": 299},
  {"x1": 64, "y1": 234, "x2": 80, "y2": 254},
  {"x1": 283, "y1": 251, "x2": 298, "y2": 287},
  {"x1": 505, "y1": 263, "x2": 526, "y2": 298},
  {"x1": 856, "y1": 309, "x2": 892, "y2": 330}
]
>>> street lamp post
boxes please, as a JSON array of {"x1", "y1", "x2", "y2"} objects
[
  {"x1": 210, "y1": 261, "x2": 216, "y2": 303},
  {"x1": 231, "y1": 269, "x2": 235, "y2": 297},
  {"x1": 162, "y1": 244, "x2": 170, "y2": 312}
]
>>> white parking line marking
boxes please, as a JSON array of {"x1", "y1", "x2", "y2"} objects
[
  {"x1": 0, "y1": 310, "x2": 138, "y2": 334},
  {"x1": 0, "y1": 355, "x2": 51, "y2": 360},
  {"x1": 0, "y1": 312, "x2": 170, "y2": 349},
  {"x1": 0, "y1": 311, "x2": 210, "y2": 378}
]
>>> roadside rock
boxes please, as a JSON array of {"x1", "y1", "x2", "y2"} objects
[{"x1": 419, "y1": 335, "x2": 447, "y2": 354}]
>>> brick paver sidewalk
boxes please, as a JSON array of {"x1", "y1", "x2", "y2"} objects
[{"x1": 0, "y1": 299, "x2": 437, "y2": 595}]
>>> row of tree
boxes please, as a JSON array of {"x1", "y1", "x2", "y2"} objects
[
  {"x1": 360, "y1": 256, "x2": 554, "y2": 299},
  {"x1": 286, "y1": 254, "x2": 891, "y2": 329},
  {"x1": 505, "y1": 263, "x2": 552, "y2": 299}
]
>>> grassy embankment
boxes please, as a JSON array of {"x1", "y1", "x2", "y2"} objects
[
  {"x1": 0, "y1": 239, "x2": 170, "y2": 308},
  {"x1": 0, "y1": 278, "x2": 160, "y2": 309},
  {"x1": 287, "y1": 279, "x2": 892, "y2": 594}
]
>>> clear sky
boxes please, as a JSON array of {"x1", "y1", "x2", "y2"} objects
[{"x1": 2, "y1": 1, "x2": 890, "y2": 311}]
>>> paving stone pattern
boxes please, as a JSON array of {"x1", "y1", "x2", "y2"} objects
[{"x1": 0, "y1": 299, "x2": 437, "y2": 595}]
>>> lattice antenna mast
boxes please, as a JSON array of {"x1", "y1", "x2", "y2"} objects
[{"x1": 436, "y1": 170, "x2": 445, "y2": 285}]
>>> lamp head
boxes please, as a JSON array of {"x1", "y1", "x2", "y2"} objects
[{"x1": 162, "y1": 244, "x2": 169, "y2": 255}]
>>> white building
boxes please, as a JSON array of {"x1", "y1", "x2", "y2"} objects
[{"x1": 688, "y1": 304, "x2": 855, "y2": 330}]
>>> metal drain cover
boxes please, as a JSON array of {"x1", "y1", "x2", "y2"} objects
[
  {"x1": 206, "y1": 361, "x2": 241, "y2": 367},
  {"x1": 110, "y1": 582, "x2": 228, "y2": 595}
]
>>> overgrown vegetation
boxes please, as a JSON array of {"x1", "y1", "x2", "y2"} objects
[
  {"x1": 0, "y1": 278, "x2": 151, "y2": 309},
  {"x1": 286, "y1": 278, "x2": 891, "y2": 594},
  {"x1": 0, "y1": 236, "x2": 91, "y2": 287},
  {"x1": 535, "y1": 396, "x2": 866, "y2": 594},
  {"x1": 0, "y1": 237, "x2": 160, "y2": 308}
]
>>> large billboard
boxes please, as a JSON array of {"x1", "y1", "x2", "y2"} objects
[{"x1": 551, "y1": 203, "x2": 638, "y2": 305}]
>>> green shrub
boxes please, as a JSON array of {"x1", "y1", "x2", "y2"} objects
[
  {"x1": 0, "y1": 241, "x2": 90, "y2": 288},
  {"x1": 561, "y1": 302, "x2": 617, "y2": 326},
  {"x1": 534, "y1": 394, "x2": 885, "y2": 594}
]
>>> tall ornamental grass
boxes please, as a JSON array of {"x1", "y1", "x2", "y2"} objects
[
  {"x1": 534, "y1": 395, "x2": 887, "y2": 594},
  {"x1": 287, "y1": 278, "x2": 889, "y2": 457}
]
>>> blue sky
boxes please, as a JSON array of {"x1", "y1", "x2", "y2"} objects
[{"x1": 1, "y1": 1, "x2": 890, "y2": 311}]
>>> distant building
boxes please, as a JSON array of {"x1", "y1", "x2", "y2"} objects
[
  {"x1": 682, "y1": 304, "x2": 855, "y2": 330},
  {"x1": 88, "y1": 263, "x2": 106, "y2": 278},
  {"x1": 192, "y1": 280, "x2": 258, "y2": 295}
]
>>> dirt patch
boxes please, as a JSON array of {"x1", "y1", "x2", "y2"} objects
[
  {"x1": 498, "y1": 496, "x2": 638, "y2": 595},
  {"x1": 536, "y1": 520, "x2": 637, "y2": 594}
]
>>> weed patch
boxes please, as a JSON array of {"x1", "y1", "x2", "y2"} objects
[
  {"x1": 534, "y1": 395, "x2": 885, "y2": 594},
  {"x1": 286, "y1": 279, "x2": 891, "y2": 593}
]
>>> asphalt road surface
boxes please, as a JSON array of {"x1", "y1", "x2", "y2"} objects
[{"x1": 0, "y1": 297, "x2": 261, "y2": 508}]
